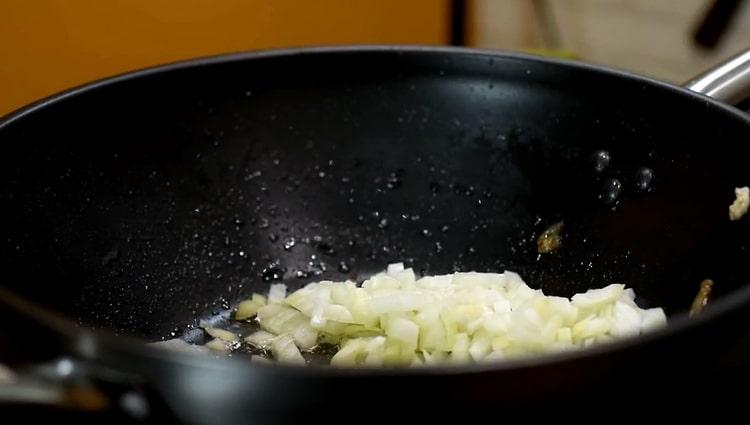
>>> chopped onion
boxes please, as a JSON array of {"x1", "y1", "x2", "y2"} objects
[
  {"x1": 214, "y1": 262, "x2": 667, "y2": 367},
  {"x1": 257, "y1": 304, "x2": 318, "y2": 349},
  {"x1": 244, "y1": 330, "x2": 277, "y2": 349},
  {"x1": 385, "y1": 317, "x2": 419, "y2": 352},
  {"x1": 251, "y1": 355, "x2": 273, "y2": 364},
  {"x1": 199, "y1": 321, "x2": 239, "y2": 342},
  {"x1": 205, "y1": 338, "x2": 232, "y2": 352},
  {"x1": 236, "y1": 298, "x2": 266, "y2": 320},
  {"x1": 149, "y1": 338, "x2": 210, "y2": 354},
  {"x1": 641, "y1": 308, "x2": 668, "y2": 331},
  {"x1": 387, "y1": 262, "x2": 405, "y2": 275},
  {"x1": 271, "y1": 334, "x2": 305, "y2": 364},
  {"x1": 268, "y1": 283, "x2": 288, "y2": 304}
]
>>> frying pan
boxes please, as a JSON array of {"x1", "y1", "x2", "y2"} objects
[{"x1": 1, "y1": 46, "x2": 750, "y2": 422}]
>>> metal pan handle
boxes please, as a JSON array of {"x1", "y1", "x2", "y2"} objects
[{"x1": 684, "y1": 48, "x2": 750, "y2": 105}]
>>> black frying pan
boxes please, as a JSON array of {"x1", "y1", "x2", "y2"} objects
[{"x1": 1, "y1": 46, "x2": 750, "y2": 422}]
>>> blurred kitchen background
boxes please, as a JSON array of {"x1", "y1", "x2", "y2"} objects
[{"x1": 1, "y1": 0, "x2": 748, "y2": 116}]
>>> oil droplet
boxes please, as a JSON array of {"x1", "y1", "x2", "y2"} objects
[
  {"x1": 386, "y1": 171, "x2": 402, "y2": 190},
  {"x1": 599, "y1": 178, "x2": 622, "y2": 205},
  {"x1": 591, "y1": 150, "x2": 611, "y2": 173},
  {"x1": 634, "y1": 167, "x2": 654, "y2": 193},
  {"x1": 261, "y1": 264, "x2": 285, "y2": 282},
  {"x1": 283, "y1": 238, "x2": 296, "y2": 251}
]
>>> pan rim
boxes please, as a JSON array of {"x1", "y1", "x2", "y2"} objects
[{"x1": 2, "y1": 44, "x2": 749, "y2": 377}]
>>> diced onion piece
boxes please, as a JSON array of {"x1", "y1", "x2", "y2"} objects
[
  {"x1": 322, "y1": 304, "x2": 355, "y2": 323},
  {"x1": 236, "y1": 299, "x2": 264, "y2": 320},
  {"x1": 206, "y1": 328, "x2": 239, "y2": 342},
  {"x1": 386, "y1": 317, "x2": 419, "y2": 352},
  {"x1": 363, "y1": 336, "x2": 387, "y2": 366},
  {"x1": 556, "y1": 327, "x2": 573, "y2": 345},
  {"x1": 251, "y1": 355, "x2": 273, "y2": 364},
  {"x1": 362, "y1": 274, "x2": 400, "y2": 290},
  {"x1": 483, "y1": 351, "x2": 505, "y2": 362},
  {"x1": 641, "y1": 308, "x2": 667, "y2": 332},
  {"x1": 369, "y1": 291, "x2": 430, "y2": 314},
  {"x1": 205, "y1": 338, "x2": 231, "y2": 352},
  {"x1": 149, "y1": 338, "x2": 210, "y2": 354},
  {"x1": 256, "y1": 303, "x2": 286, "y2": 321},
  {"x1": 610, "y1": 301, "x2": 642, "y2": 338},
  {"x1": 199, "y1": 321, "x2": 239, "y2": 342},
  {"x1": 572, "y1": 284, "x2": 624, "y2": 310},
  {"x1": 271, "y1": 334, "x2": 305, "y2": 364},
  {"x1": 234, "y1": 292, "x2": 268, "y2": 320},
  {"x1": 449, "y1": 333, "x2": 470, "y2": 363},
  {"x1": 422, "y1": 350, "x2": 448, "y2": 365},
  {"x1": 387, "y1": 262, "x2": 405, "y2": 275},
  {"x1": 572, "y1": 316, "x2": 611, "y2": 340},
  {"x1": 331, "y1": 339, "x2": 367, "y2": 366},
  {"x1": 392, "y1": 268, "x2": 416, "y2": 286},
  {"x1": 244, "y1": 330, "x2": 277, "y2": 348},
  {"x1": 257, "y1": 304, "x2": 318, "y2": 349},
  {"x1": 268, "y1": 283, "x2": 288, "y2": 304},
  {"x1": 291, "y1": 324, "x2": 319, "y2": 350},
  {"x1": 469, "y1": 335, "x2": 491, "y2": 361},
  {"x1": 453, "y1": 272, "x2": 504, "y2": 288}
]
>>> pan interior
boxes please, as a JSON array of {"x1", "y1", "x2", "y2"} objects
[{"x1": 2, "y1": 49, "x2": 749, "y2": 341}]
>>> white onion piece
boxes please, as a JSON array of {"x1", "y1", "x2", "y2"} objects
[
  {"x1": 271, "y1": 334, "x2": 305, "y2": 364},
  {"x1": 257, "y1": 304, "x2": 318, "y2": 349},
  {"x1": 149, "y1": 338, "x2": 210, "y2": 354},
  {"x1": 385, "y1": 317, "x2": 419, "y2": 351},
  {"x1": 251, "y1": 355, "x2": 273, "y2": 364},
  {"x1": 610, "y1": 301, "x2": 642, "y2": 338},
  {"x1": 571, "y1": 284, "x2": 624, "y2": 309},
  {"x1": 641, "y1": 308, "x2": 668, "y2": 332},
  {"x1": 199, "y1": 321, "x2": 239, "y2": 342},
  {"x1": 205, "y1": 338, "x2": 232, "y2": 352},
  {"x1": 387, "y1": 263, "x2": 405, "y2": 275},
  {"x1": 244, "y1": 330, "x2": 277, "y2": 349},
  {"x1": 268, "y1": 283, "x2": 287, "y2": 304},
  {"x1": 236, "y1": 299, "x2": 264, "y2": 320}
]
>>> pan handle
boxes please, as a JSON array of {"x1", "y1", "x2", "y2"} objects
[
  {"x1": 684, "y1": 48, "x2": 750, "y2": 105},
  {"x1": 0, "y1": 288, "x2": 155, "y2": 419}
]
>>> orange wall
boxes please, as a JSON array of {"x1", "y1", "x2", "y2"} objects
[{"x1": 0, "y1": 0, "x2": 450, "y2": 115}]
